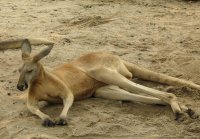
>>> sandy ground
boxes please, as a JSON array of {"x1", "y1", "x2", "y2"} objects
[{"x1": 0, "y1": 0, "x2": 200, "y2": 138}]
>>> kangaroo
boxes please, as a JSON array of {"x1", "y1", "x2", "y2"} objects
[{"x1": 16, "y1": 39, "x2": 199, "y2": 127}]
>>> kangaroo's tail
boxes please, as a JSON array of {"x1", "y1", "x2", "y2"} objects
[
  {"x1": 0, "y1": 38, "x2": 54, "y2": 50},
  {"x1": 123, "y1": 60, "x2": 200, "y2": 90}
]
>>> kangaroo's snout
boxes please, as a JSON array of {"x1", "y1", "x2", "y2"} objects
[{"x1": 17, "y1": 82, "x2": 28, "y2": 91}]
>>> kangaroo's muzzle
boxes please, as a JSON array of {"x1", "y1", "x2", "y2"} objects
[{"x1": 17, "y1": 82, "x2": 28, "y2": 91}]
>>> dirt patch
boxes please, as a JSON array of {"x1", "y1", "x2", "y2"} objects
[{"x1": 0, "y1": 0, "x2": 200, "y2": 138}]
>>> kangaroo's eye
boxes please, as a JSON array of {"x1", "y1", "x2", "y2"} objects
[{"x1": 27, "y1": 70, "x2": 33, "y2": 73}]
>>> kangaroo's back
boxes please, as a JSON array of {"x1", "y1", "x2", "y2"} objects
[{"x1": 70, "y1": 52, "x2": 122, "y2": 70}]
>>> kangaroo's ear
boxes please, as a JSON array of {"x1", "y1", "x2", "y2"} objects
[
  {"x1": 21, "y1": 39, "x2": 32, "y2": 59},
  {"x1": 33, "y1": 45, "x2": 53, "y2": 62}
]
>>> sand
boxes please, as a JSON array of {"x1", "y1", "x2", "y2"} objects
[{"x1": 0, "y1": 0, "x2": 200, "y2": 138}]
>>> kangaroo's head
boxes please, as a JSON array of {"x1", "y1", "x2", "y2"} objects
[{"x1": 17, "y1": 39, "x2": 53, "y2": 91}]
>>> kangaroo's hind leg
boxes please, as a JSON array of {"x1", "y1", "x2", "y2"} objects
[
  {"x1": 95, "y1": 85, "x2": 167, "y2": 105},
  {"x1": 88, "y1": 66, "x2": 198, "y2": 121}
]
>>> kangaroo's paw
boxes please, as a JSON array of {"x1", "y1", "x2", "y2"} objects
[
  {"x1": 42, "y1": 118, "x2": 55, "y2": 127},
  {"x1": 55, "y1": 118, "x2": 68, "y2": 126},
  {"x1": 186, "y1": 108, "x2": 199, "y2": 119},
  {"x1": 175, "y1": 112, "x2": 187, "y2": 122}
]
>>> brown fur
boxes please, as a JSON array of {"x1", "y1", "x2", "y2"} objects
[{"x1": 14, "y1": 39, "x2": 200, "y2": 127}]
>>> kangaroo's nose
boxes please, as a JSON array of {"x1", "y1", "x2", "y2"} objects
[
  {"x1": 17, "y1": 83, "x2": 28, "y2": 91},
  {"x1": 17, "y1": 84, "x2": 24, "y2": 91}
]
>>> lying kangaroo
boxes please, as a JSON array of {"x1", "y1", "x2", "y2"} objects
[{"x1": 16, "y1": 39, "x2": 199, "y2": 127}]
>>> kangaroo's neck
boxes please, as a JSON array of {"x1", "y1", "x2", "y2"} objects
[
  {"x1": 30, "y1": 63, "x2": 48, "y2": 86},
  {"x1": 29, "y1": 62, "x2": 69, "y2": 94},
  {"x1": 30, "y1": 63, "x2": 60, "y2": 87}
]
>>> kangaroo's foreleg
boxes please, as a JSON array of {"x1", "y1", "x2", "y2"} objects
[
  {"x1": 88, "y1": 67, "x2": 198, "y2": 121},
  {"x1": 55, "y1": 92, "x2": 74, "y2": 126},
  {"x1": 27, "y1": 98, "x2": 55, "y2": 127},
  {"x1": 95, "y1": 85, "x2": 166, "y2": 105}
]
